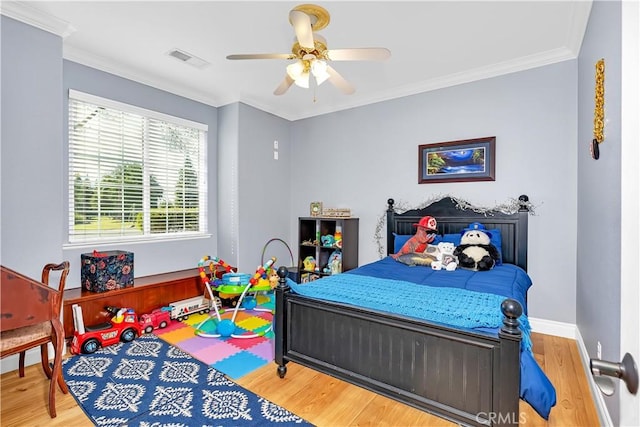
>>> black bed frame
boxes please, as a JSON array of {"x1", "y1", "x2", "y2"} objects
[{"x1": 274, "y1": 195, "x2": 531, "y2": 426}]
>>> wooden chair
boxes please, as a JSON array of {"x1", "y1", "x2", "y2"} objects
[{"x1": 0, "y1": 261, "x2": 70, "y2": 417}]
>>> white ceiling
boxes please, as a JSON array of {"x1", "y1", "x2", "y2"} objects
[{"x1": 3, "y1": 1, "x2": 592, "y2": 121}]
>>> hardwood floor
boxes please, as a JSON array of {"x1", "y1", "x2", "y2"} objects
[{"x1": 0, "y1": 333, "x2": 599, "y2": 426}]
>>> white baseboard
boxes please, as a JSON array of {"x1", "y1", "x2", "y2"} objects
[
  {"x1": 528, "y1": 316, "x2": 577, "y2": 339},
  {"x1": 574, "y1": 328, "x2": 614, "y2": 427},
  {"x1": 529, "y1": 316, "x2": 613, "y2": 427}
]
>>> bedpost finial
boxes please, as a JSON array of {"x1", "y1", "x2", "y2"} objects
[
  {"x1": 518, "y1": 195, "x2": 529, "y2": 211},
  {"x1": 500, "y1": 298, "x2": 522, "y2": 336},
  {"x1": 277, "y1": 266, "x2": 288, "y2": 279},
  {"x1": 276, "y1": 266, "x2": 290, "y2": 290},
  {"x1": 387, "y1": 198, "x2": 395, "y2": 210}
]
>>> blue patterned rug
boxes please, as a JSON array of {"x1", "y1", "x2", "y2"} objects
[{"x1": 62, "y1": 333, "x2": 310, "y2": 426}]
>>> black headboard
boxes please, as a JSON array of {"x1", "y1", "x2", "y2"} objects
[{"x1": 386, "y1": 195, "x2": 530, "y2": 271}]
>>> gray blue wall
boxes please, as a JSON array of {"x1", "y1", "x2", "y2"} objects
[
  {"x1": 217, "y1": 103, "x2": 293, "y2": 272},
  {"x1": 290, "y1": 61, "x2": 579, "y2": 323},
  {"x1": 577, "y1": 0, "x2": 622, "y2": 422},
  {"x1": 1, "y1": 16, "x2": 65, "y2": 278}
]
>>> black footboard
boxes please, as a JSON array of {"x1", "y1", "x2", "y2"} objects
[{"x1": 274, "y1": 267, "x2": 523, "y2": 427}]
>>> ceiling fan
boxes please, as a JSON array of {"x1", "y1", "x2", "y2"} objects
[{"x1": 226, "y1": 4, "x2": 391, "y2": 96}]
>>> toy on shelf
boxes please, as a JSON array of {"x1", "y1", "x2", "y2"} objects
[
  {"x1": 334, "y1": 229, "x2": 343, "y2": 249},
  {"x1": 322, "y1": 250, "x2": 343, "y2": 274},
  {"x1": 329, "y1": 250, "x2": 342, "y2": 274},
  {"x1": 303, "y1": 255, "x2": 316, "y2": 271},
  {"x1": 321, "y1": 235, "x2": 336, "y2": 247},
  {"x1": 195, "y1": 256, "x2": 276, "y2": 339}
]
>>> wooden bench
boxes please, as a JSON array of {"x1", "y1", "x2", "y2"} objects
[{"x1": 62, "y1": 268, "x2": 204, "y2": 339}]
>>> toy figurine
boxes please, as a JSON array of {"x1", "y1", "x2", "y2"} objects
[
  {"x1": 321, "y1": 235, "x2": 336, "y2": 247},
  {"x1": 303, "y1": 255, "x2": 316, "y2": 271}
]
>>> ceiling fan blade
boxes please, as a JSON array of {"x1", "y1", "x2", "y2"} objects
[
  {"x1": 274, "y1": 75, "x2": 295, "y2": 95},
  {"x1": 326, "y1": 66, "x2": 355, "y2": 95},
  {"x1": 227, "y1": 53, "x2": 295, "y2": 60},
  {"x1": 326, "y1": 48, "x2": 391, "y2": 61},
  {"x1": 289, "y1": 10, "x2": 315, "y2": 49}
]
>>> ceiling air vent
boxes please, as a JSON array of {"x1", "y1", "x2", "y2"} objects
[{"x1": 166, "y1": 48, "x2": 209, "y2": 69}]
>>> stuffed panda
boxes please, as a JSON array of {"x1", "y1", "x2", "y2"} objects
[{"x1": 454, "y1": 227, "x2": 500, "y2": 271}]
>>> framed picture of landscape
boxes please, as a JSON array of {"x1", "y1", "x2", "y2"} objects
[{"x1": 418, "y1": 136, "x2": 495, "y2": 184}]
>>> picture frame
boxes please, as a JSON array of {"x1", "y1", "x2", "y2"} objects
[
  {"x1": 418, "y1": 136, "x2": 495, "y2": 184},
  {"x1": 310, "y1": 201, "x2": 323, "y2": 217}
]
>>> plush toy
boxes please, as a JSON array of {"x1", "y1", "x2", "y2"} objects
[
  {"x1": 396, "y1": 252, "x2": 436, "y2": 266},
  {"x1": 323, "y1": 250, "x2": 343, "y2": 274},
  {"x1": 391, "y1": 216, "x2": 438, "y2": 259},
  {"x1": 303, "y1": 255, "x2": 316, "y2": 271},
  {"x1": 431, "y1": 242, "x2": 458, "y2": 271},
  {"x1": 268, "y1": 268, "x2": 279, "y2": 289},
  {"x1": 334, "y1": 230, "x2": 343, "y2": 249},
  {"x1": 328, "y1": 250, "x2": 342, "y2": 274},
  {"x1": 321, "y1": 235, "x2": 336, "y2": 247},
  {"x1": 453, "y1": 224, "x2": 500, "y2": 271}
]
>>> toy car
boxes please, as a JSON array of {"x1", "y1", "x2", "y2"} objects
[
  {"x1": 139, "y1": 308, "x2": 171, "y2": 334},
  {"x1": 167, "y1": 295, "x2": 221, "y2": 321},
  {"x1": 70, "y1": 305, "x2": 143, "y2": 354}
]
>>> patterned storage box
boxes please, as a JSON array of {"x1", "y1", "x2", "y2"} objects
[{"x1": 81, "y1": 250, "x2": 134, "y2": 293}]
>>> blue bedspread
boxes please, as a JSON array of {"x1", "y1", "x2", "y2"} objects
[
  {"x1": 287, "y1": 257, "x2": 556, "y2": 419},
  {"x1": 348, "y1": 256, "x2": 531, "y2": 313}
]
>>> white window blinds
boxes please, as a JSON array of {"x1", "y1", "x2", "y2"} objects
[{"x1": 68, "y1": 90, "x2": 208, "y2": 243}]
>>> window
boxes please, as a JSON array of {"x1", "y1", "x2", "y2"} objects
[{"x1": 68, "y1": 90, "x2": 208, "y2": 244}]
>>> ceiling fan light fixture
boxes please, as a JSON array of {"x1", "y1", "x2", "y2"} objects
[
  {"x1": 310, "y1": 59, "x2": 330, "y2": 85},
  {"x1": 294, "y1": 71, "x2": 310, "y2": 88},
  {"x1": 286, "y1": 60, "x2": 305, "y2": 80}
]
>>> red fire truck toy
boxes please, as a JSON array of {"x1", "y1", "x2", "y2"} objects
[
  {"x1": 70, "y1": 304, "x2": 143, "y2": 354},
  {"x1": 139, "y1": 308, "x2": 172, "y2": 334}
]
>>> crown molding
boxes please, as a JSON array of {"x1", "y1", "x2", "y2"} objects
[
  {"x1": 64, "y1": 42, "x2": 577, "y2": 123},
  {"x1": 566, "y1": 0, "x2": 593, "y2": 56},
  {"x1": 0, "y1": 1, "x2": 75, "y2": 38},
  {"x1": 279, "y1": 46, "x2": 578, "y2": 121},
  {"x1": 63, "y1": 45, "x2": 225, "y2": 108}
]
